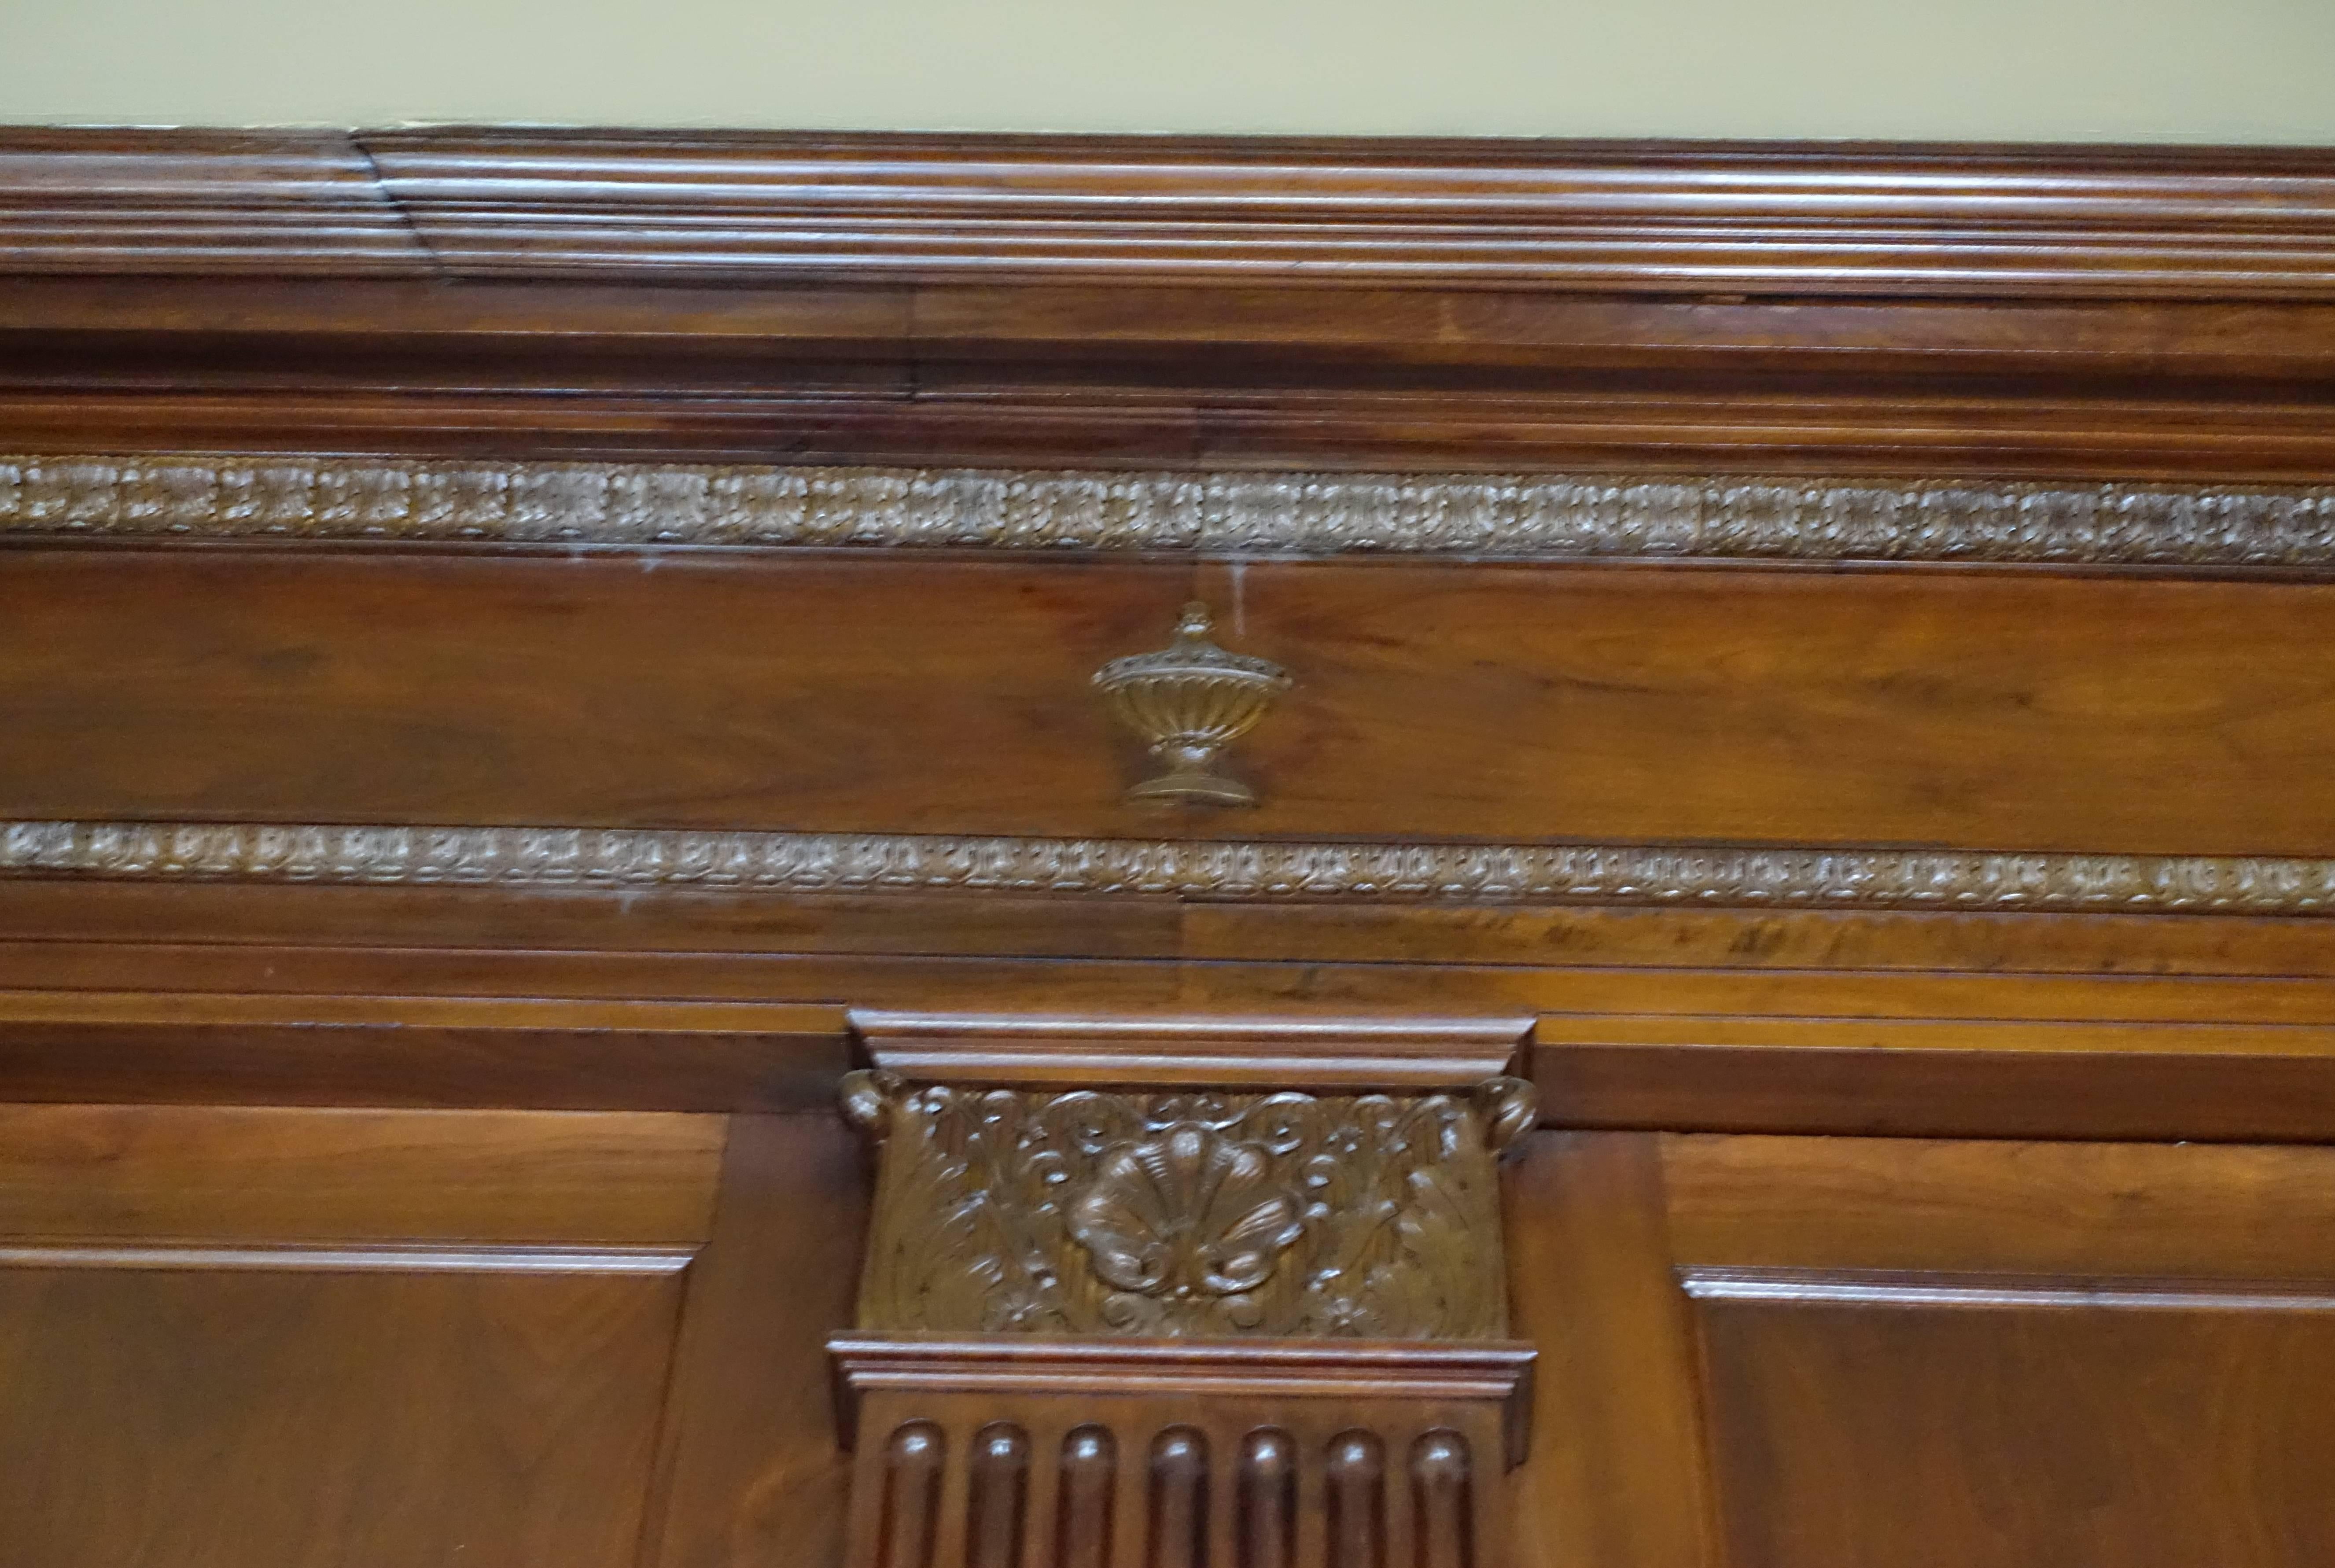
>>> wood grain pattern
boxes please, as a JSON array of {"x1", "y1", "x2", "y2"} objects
[
  {"x1": 1503, "y1": 1133, "x2": 1716, "y2": 1568},
  {"x1": 1531, "y1": 1015, "x2": 2335, "y2": 1142},
  {"x1": 0, "y1": 1264, "x2": 686, "y2": 1568},
  {"x1": 1694, "y1": 1283, "x2": 2335, "y2": 1568},
  {"x1": 9, "y1": 551, "x2": 2335, "y2": 858},
  {"x1": 15, "y1": 133, "x2": 2335, "y2": 475},
  {"x1": 1640, "y1": 1135, "x2": 2335, "y2": 1568},
  {"x1": 19, "y1": 130, "x2": 2335, "y2": 300},
  {"x1": 0, "y1": 990, "x2": 847, "y2": 1111},
  {"x1": 1661, "y1": 1134, "x2": 2335, "y2": 1279},
  {"x1": 0, "y1": 1103, "x2": 725, "y2": 1244},
  {"x1": 644, "y1": 1114, "x2": 869, "y2": 1568}
]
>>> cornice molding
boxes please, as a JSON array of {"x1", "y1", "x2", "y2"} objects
[
  {"x1": 7, "y1": 820, "x2": 2335, "y2": 917},
  {"x1": 9, "y1": 455, "x2": 2335, "y2": 566},
  {"x1": 15, "y1": 129, "x2": 2335, "y2": 300}
]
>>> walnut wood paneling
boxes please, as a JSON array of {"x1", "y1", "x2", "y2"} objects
[
  {"x1": 0, "y1": 1103, "x2": 725, "y2": 1244},
  {"x1": 0, "y1": 991, "x2": 846, "y2": 1112},
  {"x1": 0, "y1": 1263, "x2": 686, "y2": 1568},
  {"x1": 0, "y1": 1103, "x2": 744, "y2": 1568},
  {"x1": 643, "y1": 1114, "x2": 870, "y2": 1568},
  {"x1": 832, "y1": 1341, "x2": 1527, "y2": 1568},
  {"x1": 1504, "y1": 1133, "x2": 2335, "y2": 1568},
  {"x1": 1530, "y1": 1015, "x2": 2335, "y2": 1142},
  {"x1": 7, "y1": 550, "x2": 2335, "y2": 858},
  {"x1": 15, "y1": 133, "x2": 2335, "y2": 475},
  {"x1": 15, "y1": 130, "x2": 2335, "y2": 298},
  {"x1": 1690, "y1": 1281, "x2": 2335, "y2": 1568}
]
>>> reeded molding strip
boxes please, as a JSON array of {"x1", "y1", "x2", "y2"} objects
[
  {"x1": 7, "y1": 819, "x2": 2335, "y2": 916},
  {"x1": 8, "y1": 456, "x2": 2335, "y2": 566}
]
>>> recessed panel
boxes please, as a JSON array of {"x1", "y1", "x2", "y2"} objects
[
  {"x1": 0, "y1": 1260, "x2": 686, "y2": 1568},
  {"x1": 1690, "y1": 1279, "x2": 2335, "y2": 1568}
]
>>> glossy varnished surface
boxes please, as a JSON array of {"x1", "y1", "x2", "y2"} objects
[
  {"x1": 0, "y1": 1105, "x2": 864, "y2": 1568},
  {"x1": 1512, "y1": 1132, "x2": 2335, "y2": 1568},
  {"x1": 5, "y1": 125, "x2": 2335, "y2": 1566},
  {"x1": 14, "y1": 133, "x2": 2335, "y2": 474},
  {"x1": 5, "y1": 550, "x2": 2335, "y2": 855}
]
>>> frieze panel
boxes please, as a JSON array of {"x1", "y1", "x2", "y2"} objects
[{"x1": 844, "y1": 1073, "x2": 1535, "y2": 1340}]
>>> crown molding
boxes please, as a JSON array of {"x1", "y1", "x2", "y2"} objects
[
  {"x1": 13, "y1": 131, "x2": 2335, "y2": 476},
  {"x1": 11, "y1": 129, "x2": 2335, "y2": 301},
  {"x1": 7, "y1": 453, "x2": 2335, "y2": 567},
  {"x1": 5, "y1": 819, "x2": 2333, "y2": 917}
]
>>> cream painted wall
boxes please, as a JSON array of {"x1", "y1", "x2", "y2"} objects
[{"x1": 2, "y1": 0, "x2": 2332, "y2": 143}]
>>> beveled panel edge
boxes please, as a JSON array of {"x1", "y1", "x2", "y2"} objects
[
  {"x1": 1677, "y1": 1267, "x2": 2335, "y2": 1312},
  {"x1": 7, "y1": 818, "x2": 2335, "y2": 917},
  {"x1": 8, "y1": 455, "x2": 2335, "y2": 567}
]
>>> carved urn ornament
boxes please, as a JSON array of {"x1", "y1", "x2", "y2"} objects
[{"x1": 1093, "y1": 601, "x2": 1290, "y2": 806}]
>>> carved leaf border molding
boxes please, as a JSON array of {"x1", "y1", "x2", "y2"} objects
[
  {"x1": 9, "y1": 456, "x2": 2335, "y2": 565},
  {"x1": 8, "y1": 818, "x2": 2335, "y2": 916}
]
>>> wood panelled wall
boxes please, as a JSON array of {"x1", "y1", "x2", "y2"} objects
[{"x1": 4, "y1": 129, "x2": 2335, "y2": 1568}]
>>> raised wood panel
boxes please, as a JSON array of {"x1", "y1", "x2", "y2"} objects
[
  {"x1": 0, "y1": 1262, "x2": 687, "y2": 1568},
  {"x1": 8, "y1": 550, "x2": 2335, "y2": 855},
  {"x1": 1506, "y1": 1133, "x2": 2335, "y2": 1568},
  {"x1": 1689, "y1": 1280, "x2": 2335, "y2": 1568},
  {"x1": 0, "y1": 1103, "x2": 809, "y2": 1568}
]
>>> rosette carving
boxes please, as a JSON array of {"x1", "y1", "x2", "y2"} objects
[{"x1": 844, "y1": 1075, "x2": 1534, "y2": 1339}]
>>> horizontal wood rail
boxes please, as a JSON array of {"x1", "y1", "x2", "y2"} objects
[{"x1": 9, "y1": 130, "x2": 2335, "y2": 474}]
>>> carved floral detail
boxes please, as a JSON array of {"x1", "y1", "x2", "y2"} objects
[
  {"x1": 6, "y1": 817, "x2": 2335, "y2": 917},
  {"x1": 11, "y1": 455, "x2": 2335, "y2": 567},
  {"x1": 848, "y1": 1078, "x2": 1533, "y2": 1338}
]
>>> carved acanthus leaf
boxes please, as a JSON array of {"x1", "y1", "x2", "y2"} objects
[
  {"x1": 11, "y1": 455, "x2": 2335, "y2": 567},
  {"x1": 850, "y1": 1081, "x2": 1532, "y2": 1339},
  {"x1": 8, "y1": 818, "x2": 2335, "y2": 917}
]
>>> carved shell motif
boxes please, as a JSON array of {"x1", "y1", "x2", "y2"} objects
[
  {"x1": 845, "y1": 1079, "x2": 1533, "y2": 1339},
  {"x1": 1067, "y1": 1122, "x2": 1303, "y2": 1329}
]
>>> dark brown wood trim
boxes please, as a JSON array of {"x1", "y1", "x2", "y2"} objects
[
  {"x1": 14, "y1": 129, "x2": 2335, "y2": 300},
  {"x1": 7, "y1": 129, "x2": 2335, "y2": 476},
  {"x1": 0, "y1": 990, "x2": 851, "y2": 1111}
]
